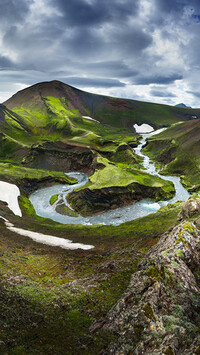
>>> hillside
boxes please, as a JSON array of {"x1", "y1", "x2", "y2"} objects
[
  {"x1": 143, "y1": 119, "x2": 200, "y2": 191},
  {"x1": 4, "y1": 81, "x2": 200, "y2": 135}
]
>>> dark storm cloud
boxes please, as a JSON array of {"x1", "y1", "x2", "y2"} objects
[
  {"x1": 3, "y1": 18, "x2": 63, "y2": 52},
  {"x1": 63, "y1": 77, "x2": 126, "y2": 88},
  {"x1": 109, "y1": 24, "x2": 153, "y2": 54},
  {"x1": 151, "y1": 0, "x2": 200, "y2": 28},
  {"x1": 150, "y1": 88, "x2": 176, "y2": 98},
  {"x1": 78, "y1": 61, "x2": 138, "y2": 78},
  {"x1": 134, "y1": 74, "x2": 183, "y2": 85},
  {"x1": 187, "y1": 91, "x2": 200, "y2": 98},
  {"x1": 61, "y1": 25, "x2": 152, "y2": 60},
  {"x1": 0, "y1": 56, "x2": 14, "y2": 69},
  {"x1": 52, "y1": 0, "x2": 139, "y2": 27},
  {"x1": 0, "y1": 0, "x2": 33, "y2": 25},
  {"x1": 154, "y1": 0, "x2": 186, "y2": 14},
  {"x1": 1, "y1": 0, "x2": 200, "y2": 106},
  {"x1": 155, "y1": 0, "x2": 200, "y2": 14},
  {"x1": 61, "y1": 28, "x2": 104, "y2": 58}
]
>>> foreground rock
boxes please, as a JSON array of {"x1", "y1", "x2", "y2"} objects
[
  {"x1": 178, "y1": 196, "x2": 200, "y2": 220},
  {"x1": 91, "y1": 221, "x2": 200, "y2": 354}
]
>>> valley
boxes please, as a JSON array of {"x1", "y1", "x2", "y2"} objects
[{"x1": 0, "y1": 81, "x2": 200, "y2": 354}]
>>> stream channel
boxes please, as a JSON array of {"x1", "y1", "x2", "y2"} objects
[{"x1": 30, "y1": 129, "x2": 190, "y2": 226}]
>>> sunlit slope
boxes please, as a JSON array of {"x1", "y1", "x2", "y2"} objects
[
  {"x1": 4, "y1": 80, "x2": 200, "y2": 135},
  {"x1": 143, "y1": 119, "x2": 200, "y2": 191},
  {"x1": 2, "y1": 82, "x2": 135, "y2": 145}
]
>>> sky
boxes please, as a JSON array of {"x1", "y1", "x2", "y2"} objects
[{"x1": 1, "y1": 0, "x2": 200, "y2": 107}]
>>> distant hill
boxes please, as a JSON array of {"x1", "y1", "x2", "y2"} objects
[{"x1": 175, "y1": 103, "x2": 192, "y2": 108}]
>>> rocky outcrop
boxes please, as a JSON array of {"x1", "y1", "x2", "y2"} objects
[
  {"x1": 22, "y1": 141, "x2": 96, "y2": 174},
  {"x1": 97, "y1": 143, "x2": 137, "y2": 165},
  {"x1": 18, "y1": 176, "x2": 75, "y2": 196},
  {"x1": 67, "y1": 182, "x2": 175, "y2": 217},
  {"x1": 178, "y1": 197, "x2": 200, "y2": 220},
  {"x1": 91, "y1": 221, "x2": 200, "y2": 354}
]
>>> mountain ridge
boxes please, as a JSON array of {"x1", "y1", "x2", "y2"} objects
[{"x1": 3, "y1": 80, "x2": 200, "y2": 134}]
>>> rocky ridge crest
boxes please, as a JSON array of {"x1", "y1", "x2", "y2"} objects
[{"x1": 91, "y1": 220, "x2": 200, "y2": 354}]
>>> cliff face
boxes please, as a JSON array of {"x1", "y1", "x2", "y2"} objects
[
  {"x1": 91, "y1": 220, "x2": 200, "y2": 355},
  {"x1": 21, "y1": 140, "x2": 96, "y2": 174},
  {"x1": 67, "y1": 182, "x2": 175, "y2": 217}
]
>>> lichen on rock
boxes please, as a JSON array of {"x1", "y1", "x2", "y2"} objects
[{"x1": 91, "y1": 221, "x2": 200, "y2": 354}]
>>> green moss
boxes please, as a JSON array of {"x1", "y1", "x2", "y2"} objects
[
  {"x1": 183, "y1": 222, "x2": 196, "y2": 237},
  {"x1": 85, "y1": 157, "x2": 175, "y2": 196},
  {"x1": 161, "y1": 249, "x2": 171, "y2": 256},
  {"x1": 0, "y1": 162, "x2": 77, "y2": 185},
  {"x1": 146, "y1": 264, "x2": 161, "y2": 279},
  {"x1": 146, "y1": 263, "x2": 173, "y2": 285},
  {"x1": 19, "y1": 195, "x2": 37, "y2": 218},
  {"x1": 56, "y1": 203, "x2": 79, "y2": 217},
  {"x1": 164, "y1": 346, "x2": 175, "y2": 355},
  {"x1": 49, "y1": 194, "x2": 58, "y2": 205},
  {"x1": 174, "y1": 249, "x2": 184, "y2": 258},
  {"x1": 194, "y1": 346, "x2": 200, "y2": 355},
  {"x1": 176, "y1": 232, "x2": 186, "y2": 245},
  {"x1": 143, "y1": 303, "x2": 156, "y2": 322},
  {"x1": 133, "y1": 325, "x2": 144, "y2": 336},
  {"x1": 170, "y1": 260, "x2": 179, "y2": 266}
]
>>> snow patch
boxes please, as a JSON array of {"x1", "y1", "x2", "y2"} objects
[
  {"x1": 134, "y1": 123, "x2": 154, "y2": 133},
  {"x1": 0, "y1": 181, "x2": 22, "y2": 217},
  {"x1": 4, "y1": 220, "x2": 94, "y2": 250},
  {"x1": 82, "y1": 116, "x2": 100, "y2": 123}
]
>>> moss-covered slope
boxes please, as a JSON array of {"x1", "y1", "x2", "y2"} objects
[
  {"x1": 0, "y1": 199, "x2": 183, "y2": 354},
  {"x1": 67, "y1": 158, "x2": 175, "y2": 216},
  {"x1": 143, "y1": 119, "x2": 200, "y2": 191},
  {"x1": 3, "y1": 80, "x2": 200, "y2": 142}
]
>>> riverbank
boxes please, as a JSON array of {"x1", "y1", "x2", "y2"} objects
[{"x1": 29, "y1": 129, "x2": 190, "y2": 226}]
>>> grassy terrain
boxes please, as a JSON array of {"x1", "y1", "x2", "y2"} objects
[
  {"x1": 143, "y1": 119, "x2": 200, "y2": 191},
  {"x1": 87, "y1": 156, "x2": 174, "y2": 192},
  {"x1": 49, "y1": 194, "x2": 59, "y2": 205},
  {"x1": 2, "y1": 91, "x2": 138, "y2": 149},
  {"x1": 0, "y1": 163, "x2": 76, "y2": 186},
  {"x1": 0, "y1": 200, "x2": 182, "y2": 354}
]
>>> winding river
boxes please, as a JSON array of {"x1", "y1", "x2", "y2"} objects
[{"x1": 30, "y1": 129, "x2": 190, "y2": 226}]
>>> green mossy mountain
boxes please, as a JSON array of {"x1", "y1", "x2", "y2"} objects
[{"x1": 3, "y1": 80, "x2": 200, "y2": 140}]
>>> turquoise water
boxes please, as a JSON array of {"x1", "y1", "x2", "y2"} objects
[{"x1": 30, "y1": 129, "x2": 189, "y2": 225}]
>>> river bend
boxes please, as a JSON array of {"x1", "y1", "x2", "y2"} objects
[{"x1": 30, "y1": 129, "x2": 190, "y2": 226}]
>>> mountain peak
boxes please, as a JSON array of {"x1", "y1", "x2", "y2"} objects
[{"x1": 175, "y1": 103, "x2": 192, "y2": 108}]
